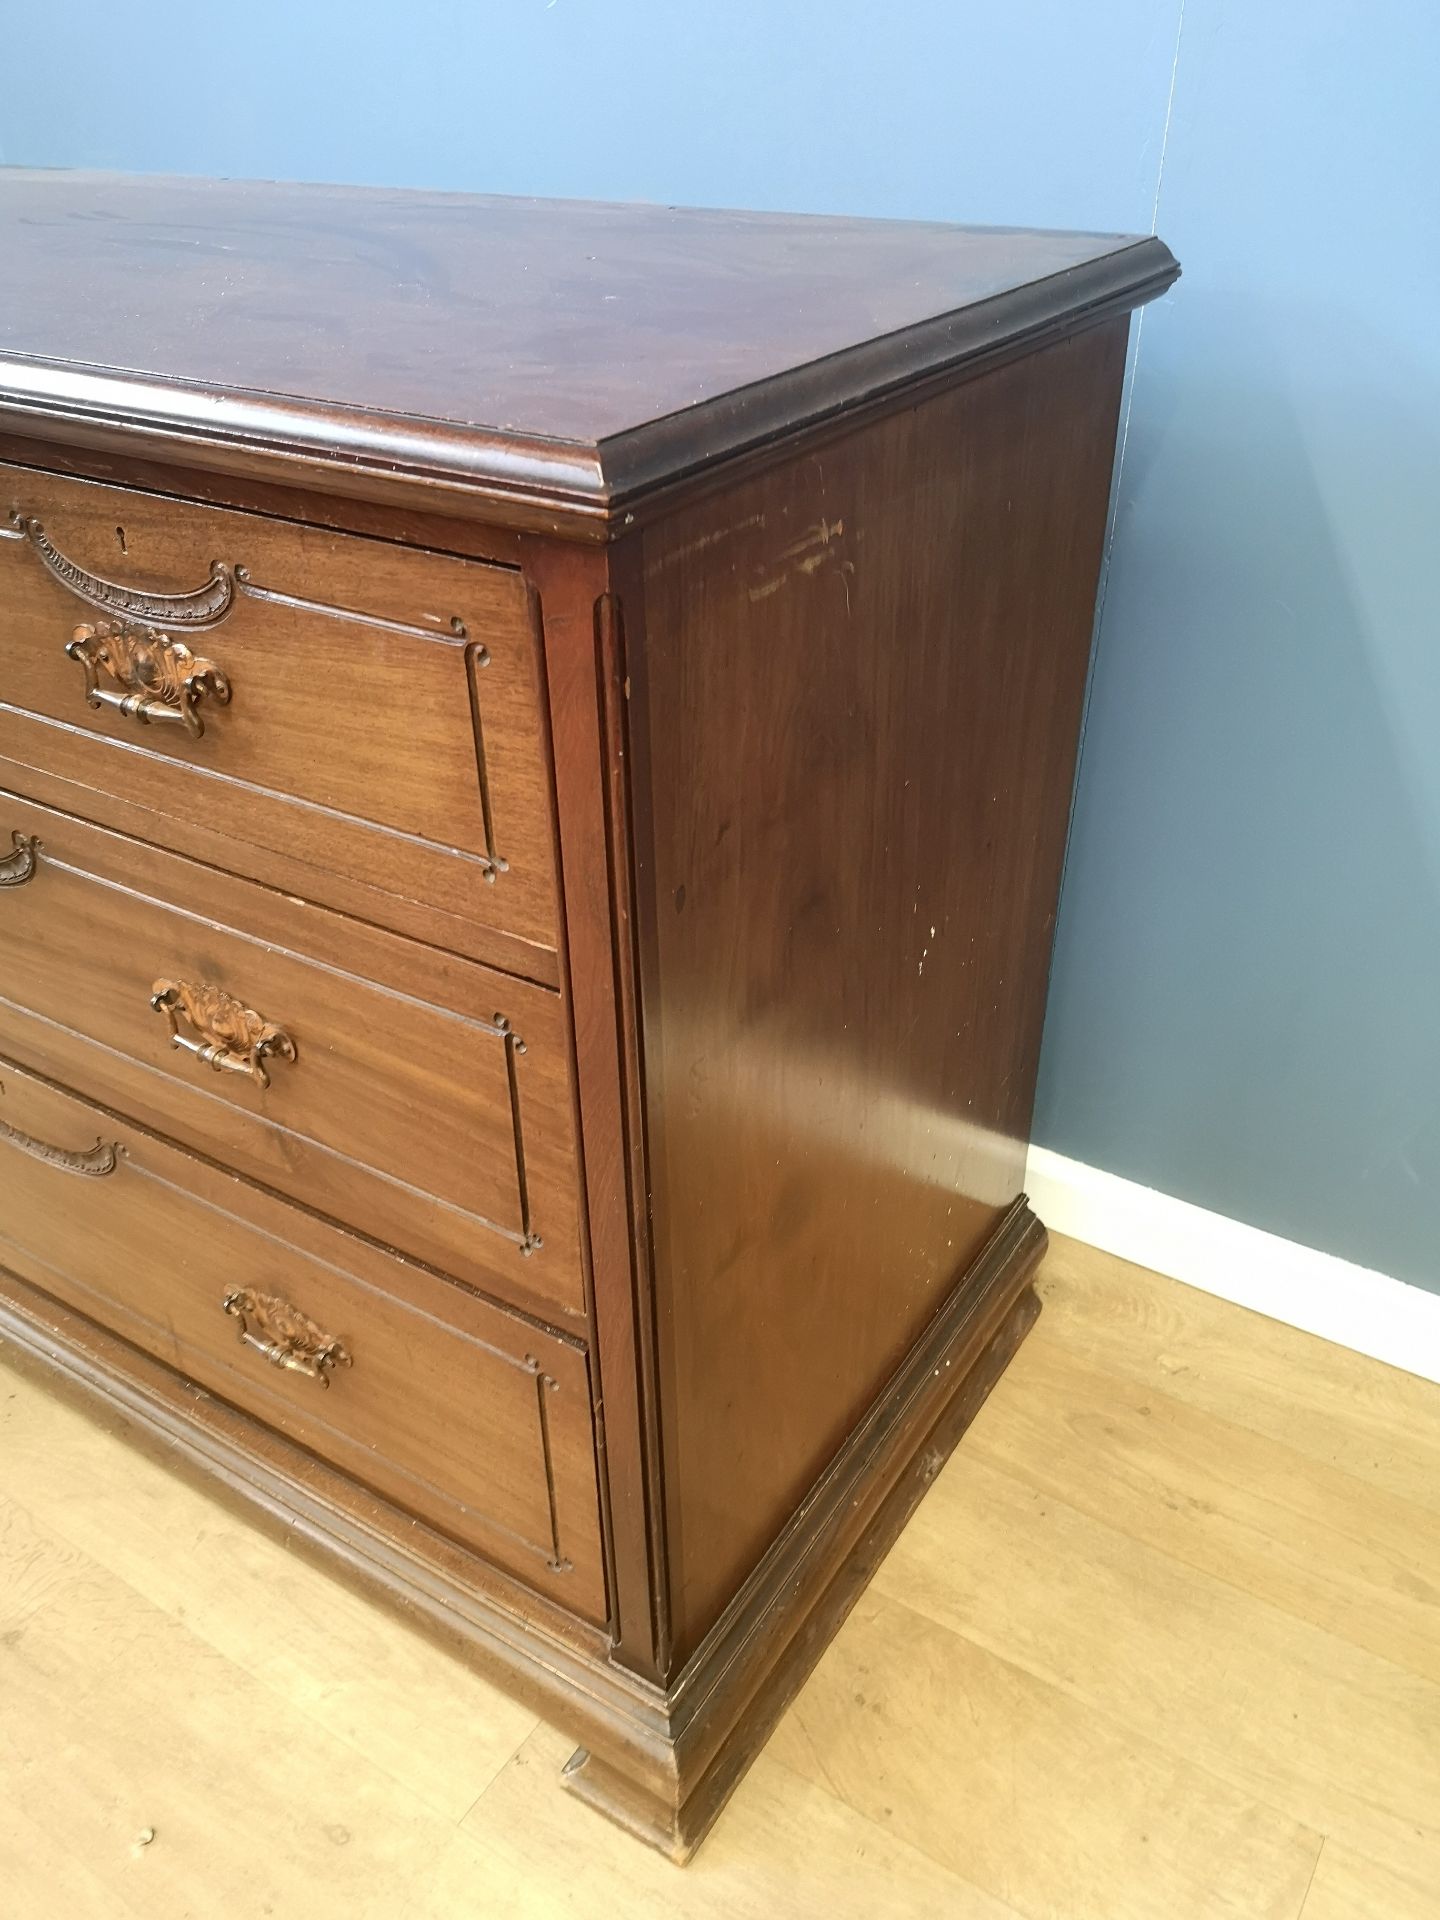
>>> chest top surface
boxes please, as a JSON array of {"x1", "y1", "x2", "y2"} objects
[{"x1": 0, "y1": 172, "x2": 1177, "y2": 526}]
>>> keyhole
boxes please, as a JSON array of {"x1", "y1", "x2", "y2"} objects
[{"x1": 115, "y1": 525, "x2": 127, "y2": 555}]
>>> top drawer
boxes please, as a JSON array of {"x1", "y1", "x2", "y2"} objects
[{"x1": 0, "y1": 465, "x2": 558, "y2": 967}]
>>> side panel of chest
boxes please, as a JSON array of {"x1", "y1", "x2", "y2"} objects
[{"x1": 627, "y1": 322, "x2": 1131, "y2": 1658}]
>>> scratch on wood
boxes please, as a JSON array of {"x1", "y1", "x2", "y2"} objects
[
  {"x1": 748, "y1": 519, "x2": 850, "y2": 603},
  {"x1": 779, "y1": 518, "x2": 845, "y2": 562},
  {"x1": 643, "y1": 514, "x2": 767, "y2": 577}
]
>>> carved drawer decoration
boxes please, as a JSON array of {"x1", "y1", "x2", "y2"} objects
[
  {"x1": 0, "y1": 1057, "x2": 606, "y2": 1618},
  {"x1": 151, "y1": 978, "x2": 298, "y2": 1090},
  {"x1": 0, "y1": 477, "x2": 561, "y2": 959},
  {"x1": 66, "y1": 621, "x2": 232, "y2": 738},
  {"x1": 13, "y1": 513, "x2": 236, "y2": 626},
  {"x1": 0, "y1": 1110, "x2": 120, "y2": 1177},
  {"x1": 0, "y1": 829, "x2": 40, "y2": 887},
  {"x1": 222, "y1": 1286, "x2": 352, "y2": 1387},
  {"x1": 0, "y1": 793, "x2": 584, "y2": 1319}
]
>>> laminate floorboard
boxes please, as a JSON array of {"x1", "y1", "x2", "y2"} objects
[{"x1": 3, "y1": 1234, "x2": 1436, "y2": 1918}]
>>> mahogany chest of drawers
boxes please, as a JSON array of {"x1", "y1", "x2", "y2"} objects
[{"x1": 0, "y1": 173, "x2": 1176, "y2": 1858}]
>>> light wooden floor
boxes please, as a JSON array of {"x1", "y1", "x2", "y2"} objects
[{"x1": 2, "y1": 1235, "x2": 1438, "y2": 1919}]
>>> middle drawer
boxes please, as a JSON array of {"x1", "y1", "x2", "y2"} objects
[{"x1": 0, "y1": 791, "x2": 584, "y2": 1323}]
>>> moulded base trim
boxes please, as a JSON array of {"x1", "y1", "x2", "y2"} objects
[
  {"x1": 0, "y1": 1194, "x2": 1046, "y2": 1863},
  {"x1": 559, "y1": 1197, "x2": 1047, "y2": 1857}
]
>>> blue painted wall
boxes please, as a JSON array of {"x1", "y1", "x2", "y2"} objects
[{"x1": 4, "y1": 3, "x2": 1436, "y2": 1291}]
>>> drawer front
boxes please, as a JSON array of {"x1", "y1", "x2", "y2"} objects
[
  {"x1": 0, "y1": 464, "x2": 557, "y2": 960},
  {"x1": 0, "y1": 1058, "x2": 604, "y2": 1616},
  {"x1": 0, "y1": 792, "x2": 584, "y2": 1323}
]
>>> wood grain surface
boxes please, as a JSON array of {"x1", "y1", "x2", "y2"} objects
[
  {"x1": 0, "y1": 1057, "x2": 605, "y2": 1616},
  {"x1": 0, "y1": 181, "x2": 1189, "y2": 1853},
  {"x1": 0, "y1": 173, "x2": 1170, "y2": 453},
  {"x1": 0, "y1": 462, "x2": 560, "y2": 956},
  {"x1": 630, "y1": 323, "x2": 1130, "y2": 1655},
  {"x1": 4, "y1": 1236, "x2": 1436, "y2": 1917},
  {"x1": 0, "y1": 791, "x2": 583, "y2": 1322}
]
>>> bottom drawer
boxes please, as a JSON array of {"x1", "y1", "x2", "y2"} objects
[{"x1": 0, "y1": 1056, "x2": 605, "y2": 1620}]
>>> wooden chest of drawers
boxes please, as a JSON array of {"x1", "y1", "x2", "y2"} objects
[{"x1": 0, "y1": 174, "x2": 1177, "y2": 1859}]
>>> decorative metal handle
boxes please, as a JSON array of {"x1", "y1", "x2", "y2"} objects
[
  {"x1": 222, "y1": 1288, "x2": 351, "y2": 1387},
  {"x1": 0, "y1": 830, "x2": 40, "y2": 888},
  {"x1": 0, "y1": 1111, "x2": 120, "y2": 1177},
  {"x1": 13, "y1": 514, "x2": 236, "y2": 628},
  {"x1": 66, "y1": 620, "x2": 232, "y2": 739},
  {"x1": 150, "y1": 979, "x2": 297, "y2": 1090}
]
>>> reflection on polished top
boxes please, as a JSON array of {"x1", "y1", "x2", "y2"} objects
[{"x1": 0, "y1": 171, "x2": 1178, "y2": 519}]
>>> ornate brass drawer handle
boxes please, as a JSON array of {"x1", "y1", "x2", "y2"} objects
[
  {"x1": 0, "y1": 1112, "x2": 120, "y2": 1177},
  {"x1": 66, "y1": 620, "x2": 232, "y2": 739},
  {"x1": 222, "y1": 1288, "x2": 352, "y2": 1387},
  {"x1": 13, "y1": 514, "x2": 236, "y2": 628},
  {"x1": 0, "y1": 830, "x2": 40, "y2": 887},
  {"x1": 150, "y1": 979, "x2": 297, "y2": 1090}
]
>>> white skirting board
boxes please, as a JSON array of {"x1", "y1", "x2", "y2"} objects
[{"x1": 1025, "y1": 1146, "x2": 1440, "y2": 1386}]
